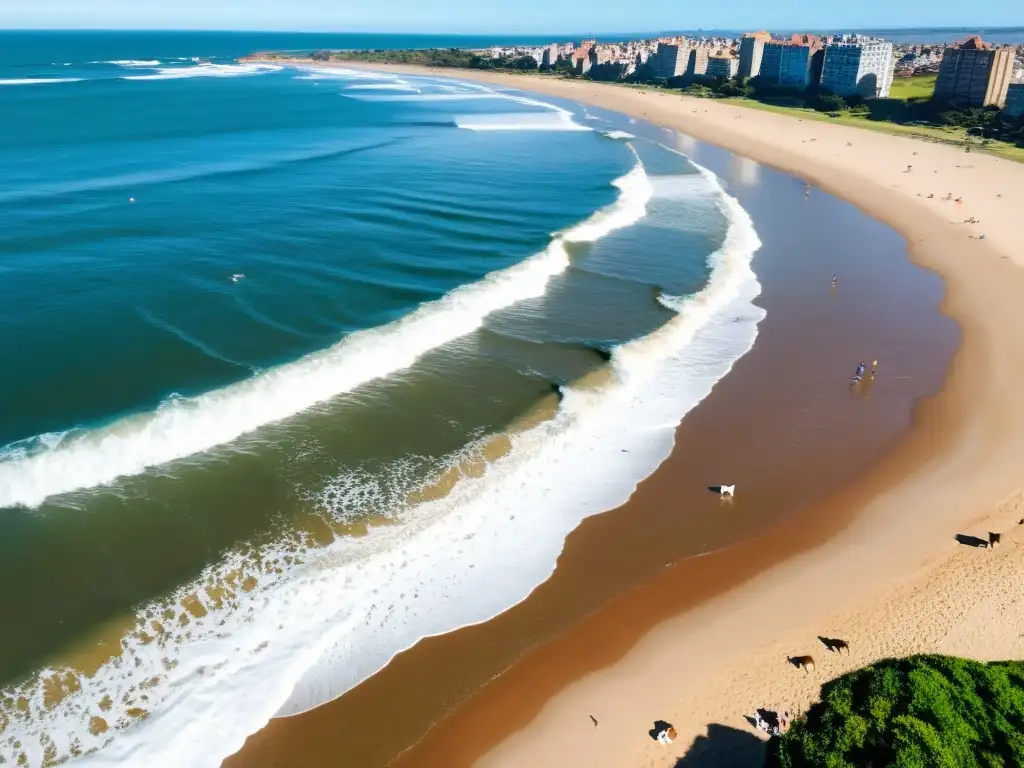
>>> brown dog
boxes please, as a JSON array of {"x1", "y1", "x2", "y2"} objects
[{"x1": 789, "y1": 655, "x2": 816, "y2": 673}]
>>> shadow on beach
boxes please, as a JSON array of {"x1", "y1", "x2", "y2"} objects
[{"x1": 674, "y1": 723, "x2": 765, "y2": 767}]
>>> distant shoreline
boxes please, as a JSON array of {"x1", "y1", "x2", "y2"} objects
[{"x1": 245, "y1": 54, "x2": 1024, "y2": 162}]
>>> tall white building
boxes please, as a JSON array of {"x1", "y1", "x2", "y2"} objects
[
  {"x1": 649, "y1": 41, "x2": 690, "y2": 79},
  {"x1": 821, "y1": 39, "x2": 895, "y2": 98}
]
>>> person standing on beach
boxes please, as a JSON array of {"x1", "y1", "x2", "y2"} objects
[
  {"x1": 871, "y1": 360, "x2": 878, "y2": 378},
  {"x1": 831, "y1": 274, "x2": 837, "y2": 288}
]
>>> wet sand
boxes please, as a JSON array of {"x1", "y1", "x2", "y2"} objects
[{"x1": 217, "y1": 67, "x2": 1004, "y2": 767}]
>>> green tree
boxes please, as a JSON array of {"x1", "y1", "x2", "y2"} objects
[
  {"x1": 681, "y1": 83, "x2": 715, "y2": 98},
  {"x1": 628, "y1": 62, "x2": 659, "y2": 84},
  {"x1": 716, "y1": 77, "x2": 752, "y2": 98},
  {"x1": 811, "y1": 91, "x2": 849, "y2": 113},
  {"x1": 767, "y1": 655, "x2": 1024, "y2": 768},
  {"x1": 510, "y1": 55, "x2": 539, "y2": 71},
  {"x1": 552, "y1": 54, "x2": 576, "y2": 75}
]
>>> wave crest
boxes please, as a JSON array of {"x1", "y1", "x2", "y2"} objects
[{"x1": 0, "y1": 160, "x2": 653, "y2": 509}]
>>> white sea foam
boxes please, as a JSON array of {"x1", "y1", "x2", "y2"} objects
[
  {"x1": 359, "y1": 83, "x2": 592, "y2": 132},
  {"x1": 0, "y1": 160, "x2": 652, "y2": 510},
  {"x1": 347, "y1": 92, "x2": 501, "y2": 102},
  {"x1": 293, "y1": 65, "x2": 395, "y2": 80},
  {"x1": 455, "y1": 111, "x2": 591, "y2": 131},
  {"x1": 0, "y1": 156, "x2": 763, "y2": 768},
  {"x1": 92, "y1": 59, "x2": 161, "y2": 67},
  {"x1": 603, "y1": 129, "x2": 636, "y2": 140},
  {"x1": 344, "y1": 82, "x2": 421, "y2": 92},
  {"x1": 121, "y1": 63, "x2": 281, "y2": 81},
  {"x1": 0, "y1": 77, "x2": 82, "y2": 85}
]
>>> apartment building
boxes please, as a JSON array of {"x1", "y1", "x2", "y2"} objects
[
  {"x1": 934, "y1": 36, "x2": 1014, "y2": 108},
  {"x1": 820, "y1": 39, "x2": 895, "y2": 98}
]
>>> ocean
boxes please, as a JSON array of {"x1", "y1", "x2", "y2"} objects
[{"x1": 0, "y1": 32, "x2": 764, "y2": 766}]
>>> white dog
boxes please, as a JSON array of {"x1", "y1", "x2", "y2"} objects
[{"x1": 720, "y1": 484, "x2": 735, "y2": 497}]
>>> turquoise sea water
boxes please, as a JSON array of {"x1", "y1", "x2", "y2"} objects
[{"x1": 0, "y1": 32, "x2": 765, "y2": 767}]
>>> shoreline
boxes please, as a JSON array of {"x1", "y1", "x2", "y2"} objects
[{"x1": 226, "y1": 63, "x2": 1024, "y2": 768}]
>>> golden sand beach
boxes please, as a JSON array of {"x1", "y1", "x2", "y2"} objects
[{"x1": 228, "y1": 63, "x2": 1024, "y2": 768}]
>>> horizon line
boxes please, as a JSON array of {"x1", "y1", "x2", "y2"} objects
[{"x1": 2, "y1": 24, "x2": 1022, "y2": 37}]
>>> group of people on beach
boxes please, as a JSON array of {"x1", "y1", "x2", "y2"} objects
[{"x1": 752, "y1": 709, "x2": 790, "y2": 737}]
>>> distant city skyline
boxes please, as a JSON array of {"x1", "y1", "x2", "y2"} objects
[{"x1": 2, "y1": 0, "x2": 1021, "y2": 35}]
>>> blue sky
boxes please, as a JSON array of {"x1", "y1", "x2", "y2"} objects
[{"x1": 3, "y1": 0, "x2": 1019, "y2": 34}]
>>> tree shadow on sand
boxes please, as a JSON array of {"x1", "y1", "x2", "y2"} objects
[{"x1": 673, "y1": 723, "x2": 765, "y2": 767}]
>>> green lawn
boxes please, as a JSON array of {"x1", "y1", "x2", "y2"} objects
[
  {"x1": 704, "y1": 95, "x2": 1024, "y2": 162},
  {"x1": 889, "y1": 74, "x2": 937, "y2": 101}
]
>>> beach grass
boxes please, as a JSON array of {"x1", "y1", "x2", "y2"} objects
[
  {"x1": 714, "y1": 97, "x2": 1024, "y2": 162},
  {"x1": 578, "y1": 78, "x2": 1022, "y2": 162},
  {"x1": 889, "y1": 74, "x2": 938, "y2": 101}
]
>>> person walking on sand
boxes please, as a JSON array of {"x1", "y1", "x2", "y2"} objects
[
  {"x1": 870, "y1": 359, "x2": 878, "y2": 378},
  {"x1": 831, "y1": 274, "x2": 837, "y2": 288}
]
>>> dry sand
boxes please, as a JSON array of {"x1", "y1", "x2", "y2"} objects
[{"x1": 238, "y1": 62, "x2": 1024, "y2": 768}]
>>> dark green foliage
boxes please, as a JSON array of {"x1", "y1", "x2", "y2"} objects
[
  {"x1": 627, "y1": 62, "x2": 659, "y2": 84},
  {"x1": 811, "y1": 92, "x2": 850, "y2": 113},
  {"x1": 552, "y1": 54, "x2": 576, "y2": 75},
  {"x1": 509, "y1": 55, "x2": 538, "y2": 71},
  {"x1": 587, "y1": 62, "x2": 629, "y2": 82},
  {"x1": 716, "y1": 77, "x2": 753, "y2": 98},
  {"x1": 329, "y1": 48, "x2": 514, "y2": 70},
  {"x1": 748, "y1": 79, "x2": 806, "y2": 103},
  {"x1": 766, "y1": 655, "x2": 1024, "y2": 768},
  {"x1": 681, "y1": 83, "x2": 715, "y2": 98}
]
